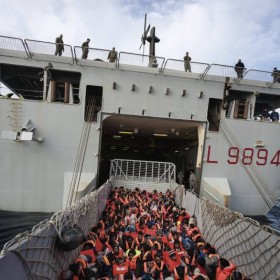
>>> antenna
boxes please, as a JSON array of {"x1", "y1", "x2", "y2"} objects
[{"x1": 139, "y1": 13, "x2": 151, "y2": 57}]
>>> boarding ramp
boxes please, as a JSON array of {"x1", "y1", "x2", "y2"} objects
[
  {"x1": 110, "y1": 159, "x2": 176, "y2": 193},
  {"x1": 173, "y1": 186, "x2": 280, "y2": 280}
]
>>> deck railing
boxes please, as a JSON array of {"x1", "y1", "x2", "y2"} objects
[
  {"x1": 110, "y1": 159, "x2": 176, "y2": 183},
  {"x1": 0, "y1": 35, "x2": 280, "y2": 88}
]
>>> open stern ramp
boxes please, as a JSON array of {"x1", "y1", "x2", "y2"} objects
[{"x1": 110, "y1": 159, "x2": 176, "y2": 192}]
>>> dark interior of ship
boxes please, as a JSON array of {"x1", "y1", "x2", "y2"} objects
[{"x1": 98, "y1": 115, "x2": 200, "y2": 186}]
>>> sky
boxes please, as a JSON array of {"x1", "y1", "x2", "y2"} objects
[{"x1": 0, "y1": 0, "x2": 280, "y2": 72}]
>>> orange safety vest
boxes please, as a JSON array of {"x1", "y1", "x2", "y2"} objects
[
  {"x1": 166, "y1": 257, "x2": 181, "y2": 272},
  {"x1": 128, "y1": 255, "x2": 139, "y2": 270},
  {"x1": 113, "y1": 262, "x2": 129, "y2": 276},
  {"x1": 80, "y1": 249, "x2": 96, "y2": 263}
]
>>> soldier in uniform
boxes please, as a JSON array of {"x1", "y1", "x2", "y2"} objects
[
  {"x1": 81, "y1": 38, "x2": 90, "y2": 59},
  {"x1": 184, "y1": 52, "x2": 191, "y2": 72},
  {"x1": 107, "y1": 47, "x2": 118, "y2": 63},
  {"x1": 55, "y1": 34, "x2": 64, "y2": 56}
]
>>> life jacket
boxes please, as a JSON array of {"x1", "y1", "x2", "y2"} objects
[
  {"x1": 166, "y1": 256, "x2": 181, "y2": 272},
  {"x1": 174, "y1": 248, "x2": 187, "y2": 259},
  {"x1": 145, "y1": 228, "x2": 157, "y2": 236},
  {"x1": 72, "y1": 257, "x2": 87, "y2": 280},
  {"x1": 80, "y1": 248, "x2": 96, "y2": 263},
  {"x1": 128, "y1": 255, "x2": 139, "y2": 270},
  {"x1": 216, "y1": 262, "x2": 236, "y2": 280},
  {"x1": 112, "y1": 261, "x2": 129, "y2": 276},
  {"x1": 192, "y1": 233, "x2": 201, "y2": 242}
]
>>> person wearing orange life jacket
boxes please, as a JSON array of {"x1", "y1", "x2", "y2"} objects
[
  {"x1": 166, "y1": 250, "x2": 184, "y2": 273},
  {"x1": 191, "y1": 230, "x2": 202, "y2": 243},
  {"x1": 154, "y1": 253, "x2": 171, "y2": 280},
  {"x1": 135, "y1": 255, "x2": 157, "y2": 279},
  {"x1": 173, "y1": 240, "x2": 187, "y2": 259},
  {"x1": 80, "y1": 240, "x2": 97, "y2": 264},
  {"x1": 126, "y1": 248, "x2": 141, "y2": 271},
  {"x1": 88, "y1": 229, "x2": 104, "y2": 252},
  {"x1": 186, "y1": 224, "x2": 199, "y2": 238},
  {"x1": 112, "y1": 256, "x2": 130, "y2": 279},
  {"x1": 70, "y1": 254, "x2": 89, "y2": 280},
  {"x1": 123, "y1": 235, "x2": 134, "y2": 251},
  {"x1": 134, "y1": 231, "x2": 146, "y2": 249},
  {"x1": 216, "y1": 258, "x2": 236, "y2": 280}
]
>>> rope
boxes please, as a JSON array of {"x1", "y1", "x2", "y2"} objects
[{"x1": 67, "y1": 95, "x2": 97, "y2": 206}]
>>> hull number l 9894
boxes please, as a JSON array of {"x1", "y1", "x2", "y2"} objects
[{"x1": 206, "y1": 145, "x2": 280, "y2": 166}]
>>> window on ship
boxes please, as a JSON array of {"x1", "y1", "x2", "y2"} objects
[
  {"x1": 84, "y1": 85, "x2": 102, "y2": 122},
  {"x1": 0, "y1": 64, "x2": 44, "y2": 100},
  {"x1": 48, "y1": 70, "x2": 81, "y2": 104},
  {"x1": 223, "y1": 89, "x2": 252, "y2": 120},
  {"x1": 253, "y1": 92, "x2": 280, "y2": 122},
  {"x1": 207, "y1": 98, "x2": 222, "y2": 131}
]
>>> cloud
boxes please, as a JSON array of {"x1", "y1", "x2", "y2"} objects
[{"x1": 0, "y1": 0, "x2": 279, "y2": 71}]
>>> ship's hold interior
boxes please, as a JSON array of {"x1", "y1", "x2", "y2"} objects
[{"x1": 98, "y1": 115, "x2": 200, "y2": 186}]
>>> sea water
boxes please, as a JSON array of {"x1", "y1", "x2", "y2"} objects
[{"x1": 0, "y1": 211, "x2": 52, "y2": 249}]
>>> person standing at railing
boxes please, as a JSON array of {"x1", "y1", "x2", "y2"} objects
[
  {"x1": 107, "y1": 47, "x2": 118, "y2": 63},
  {"x1": 81, "y1": 38, "x2": 90, "y2": 59},
  {"x1": 184, "y1": 52, "x2": 192, "y2": 72},
  {"x1": 234, "y1": 59, "x2": 245, "y2": 79},
  {"x1": 55, "y1": 34, "x2": 64, "y2": 56},
  {"x1": 271, "y1": 67, "x2": 280, "y2": 83}
]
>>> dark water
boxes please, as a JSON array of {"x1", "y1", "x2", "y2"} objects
[
  {"x1": 0, "y1": 205, "x2": 279, "y2": 250},
  {"x1": 0, "y1": 211, "x2": 53, "y2": 250}
]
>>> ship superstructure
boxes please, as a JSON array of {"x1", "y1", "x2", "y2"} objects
[{"x1": 0, "y1": 35, "x2": 280, "y2": 215}]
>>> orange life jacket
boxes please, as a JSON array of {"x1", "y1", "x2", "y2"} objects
[
  {"x1": 112, "y1": 262, "x2": 129, "y2": 276},
  {"x1": 128, "y1": 255, "x2": 139, "y2": 270}
]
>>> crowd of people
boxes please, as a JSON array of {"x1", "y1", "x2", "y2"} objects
[{"x1": 60, "y1": 187, "x2": 250, "y2": 280}]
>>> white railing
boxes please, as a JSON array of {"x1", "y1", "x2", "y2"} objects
[{"x1": 110, "y1": 159, "x2": 176, "y2": 184}]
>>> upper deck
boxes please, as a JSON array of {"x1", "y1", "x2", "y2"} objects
[{"x1": 0, "y1": 35, "x2": 279, "y2": 91}]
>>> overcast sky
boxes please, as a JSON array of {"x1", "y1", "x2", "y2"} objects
[{"x1": 0, "y1": 0, "x2": 279, "y2": 71}]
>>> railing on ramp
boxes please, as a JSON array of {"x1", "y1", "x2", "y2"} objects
[
  {"x1": 110, "y1": 159, "x2": 176, "y2": 192},
  {"x1": 173, "y1": 186, "x2": 280, "y2": 280}
]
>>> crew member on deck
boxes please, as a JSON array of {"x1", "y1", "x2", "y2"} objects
[
  {"x1": 55, "y1": 34, "x2": 64, "y2": 56},
  {"x1": 234, "y1": 59, "x2": 245, "y2": 79},
  {"x1": 184, "y1": 52, "x2": 192, "y2": 72},
  {"x1": 81, "y1": 38, "x2": 90, "y2": 59},
  {"x1": 272, "y1": 67, "x2": 280, "y2": 83},
  {"x1": 107, "y1": 47, "x2": 118, "y2": 63}
]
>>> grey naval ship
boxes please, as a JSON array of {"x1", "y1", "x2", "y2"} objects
[{"x1": 0, "y1": 15, "x2": 280, "y2": 280}]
